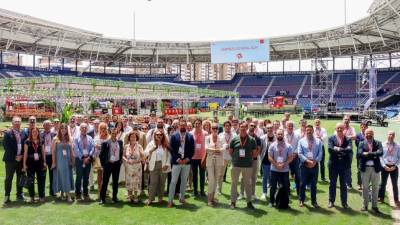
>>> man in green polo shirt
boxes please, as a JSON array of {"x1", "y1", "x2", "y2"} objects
[{"x1": 229, "y1": 122, "x2": 257, "y2": 210}]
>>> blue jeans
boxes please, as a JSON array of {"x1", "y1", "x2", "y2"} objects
[
  {"x1": 299, "y1": 164, "x2": 318, "y2": 203},
  {"x1": 168, "y1": 164, "x2": 191, "y2": 202},
  {"x1": 75, "y1": 158, "x2": 92, "y2": 196},
  {"x1": 329, "y1": 165, "x2": 348, "y2": 204},
  {"x1": 262, "y1": 163, "x2": 271, "y2": 194}
]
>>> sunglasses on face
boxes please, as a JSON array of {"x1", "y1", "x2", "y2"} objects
[
  {"x1": 212, "y1": 127, "x2": 218, "y2": 130},
  {"x1": 156, "y1": 134, "x2": 164, "y2": 137}
]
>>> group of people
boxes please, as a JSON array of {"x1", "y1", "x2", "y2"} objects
[{"x1": 2, "y1": 113, "x2": 398, "y2": 214}]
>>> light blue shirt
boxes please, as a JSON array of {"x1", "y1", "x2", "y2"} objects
[
  {"x1": 74, "y1": 134, "x2": 95, "y2": 159},
  {"x1": 380, "y1": 141, "x2": 400, "y2": 167},
  {"x1": 268, "y1": 141, "x2": 293, "y2": 172},
  {"x1": 297, "y1": 137, "x2": 323, "y2": 163}
]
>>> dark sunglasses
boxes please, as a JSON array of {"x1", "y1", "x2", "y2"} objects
[{"x1": 212, "y1": 127, "x2": 218, "y2": 130}]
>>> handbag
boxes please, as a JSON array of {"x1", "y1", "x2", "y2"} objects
[{"x1": 19, "y1": 172, "x2": 33, "y2": 189}]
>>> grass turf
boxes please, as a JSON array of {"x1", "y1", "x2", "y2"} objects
[{"x1": 0, "y1": 114, "x2": 397, "y2": 225}]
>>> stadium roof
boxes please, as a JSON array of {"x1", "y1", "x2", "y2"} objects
[{"x1": 0, "y1": 0, "x2": 400, "y2": 64}]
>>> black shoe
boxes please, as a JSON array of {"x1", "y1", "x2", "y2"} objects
[
  {"x1": 312, "y1": 202, "x2": 319, "y2": 208},
  {"x1": 321, "y1": 178, "x2": 327, "y2": 182},
  {"x1": 99, "y1": 199, "x2": 106, "y2": 205},
  {"x1": 112, "y1": 198, "x2": 120, "y2": 204},
  {"x1": 16, "y1": 194, "x2": 25, "y2": 201},
  {"x1": 247, "y1": 202, "x2": 255, "y2": 210},
  {"x1": 342, "y1": 203, "x2": 349, "y2": 209},
  {"x1": 372, "y1": 207, "x2": 381, "y2": 214},
  {"x1": 193, "y1": 192, "x2": 199, "y2": 197},
  {"x1": 327, "y1": 201, "x2": 334, "y2": 208},
  {"x1": 200, "y1": 192, "x2": 206, "y2": 197},
  {"x1": 360, "y1": 206, "x2": 368, "y2": 212}
]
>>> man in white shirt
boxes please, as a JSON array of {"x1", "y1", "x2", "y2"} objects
[
  {"x1": 217, "y1": 121, "x2": 237, "y2": 194},
  {"x1": 285, "y1": 121, "x2": 301, "y2": 195},
  {"x1": 314, "y1": 119, "x2": 328, "y2": 182}
]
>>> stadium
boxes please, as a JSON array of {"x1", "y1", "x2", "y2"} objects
[{"x1": 0, "y1": 0, "x2": 400, "y2": 224}]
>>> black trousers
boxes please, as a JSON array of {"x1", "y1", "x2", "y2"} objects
[
  {"x1": 191, "y1": 159, "x2": 205, "y2": 194},
  {"x1": 4, "y1": 161, "x2": 23, "y2": 197},
  {"x1": 45, "y1": 155, "x2": 54, "y2": 195},
  {"x1": 27, "y1": 163, "x2": 46, "y2": 198},
  {"x1": 320, "y1": 145, "x2": 326, "y2": 180},
  {"x1": 269, "y1": 171, "x2": 290, "y2": 204},
  {"x1": 379, "y1": 167, "x2": 399, "y2": 202},
  {"x1": 100, "y1": 162, "x2": 121, "y2": 201}
]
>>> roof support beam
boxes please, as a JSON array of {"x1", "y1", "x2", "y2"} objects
[{"x1": 32, "y1": 31, "x2": 58, "y2": 45}]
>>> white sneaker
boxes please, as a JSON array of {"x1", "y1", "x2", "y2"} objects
[
  {"x1": 260, "y1": 193, "x2": 266, "y2": 200},
  {"x1": 237, "y1": 194, "x2": 244, "y2": 200}
]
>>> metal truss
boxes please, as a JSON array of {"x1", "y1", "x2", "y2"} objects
[
  {"x1": 0, "y1": 1, "x2": 400, "y2": 64},
  {"x1": 310, "y1": 59, "x2": 334, "y2": 113}
]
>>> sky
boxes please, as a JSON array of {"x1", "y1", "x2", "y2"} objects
[{"x1": 1, "y1": 0, "x2": 374, "y2": 41}]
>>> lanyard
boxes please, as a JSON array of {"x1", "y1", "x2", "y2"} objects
[
  {"x1": 13, "y1": 130, "x2": 21, "y2": 143},
  {"x1": 307, "y1": 139, "x2": 314, "y2": 152},
  {"x1": 225, "y1": 133, "x2": 231, "y2": 144},
  {"x1": 387, "y1": 143, "x2": 395, "y2": 156},
  {"x1": 32, "y1": 141, "x2": 39, "y2": 153},
  {"x1": 277, "y1": 142, "x2": 285, "y2": 157},
  {"x1": 286, "y1": 133, "x2": 293, "y2": 145},
  {"x1": 240, "y1": 136, "x2": 247, "y2": 148},
  {"x1": 111, "y1": 141, "x2": 119, "y2": 156},
  {"x1": 45, "y1": 132, "x2": 52, "y2": 146}
]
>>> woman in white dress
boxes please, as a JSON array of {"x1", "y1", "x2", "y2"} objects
[
  {"x1": 205, "y1": 123, "x2": 225, "y2": 206},
  {"x1": 93, "y1": 122, "x2": 109, "y2": 198}
]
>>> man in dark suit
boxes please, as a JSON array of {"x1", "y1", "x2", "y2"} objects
[
  {"x1": 355, "y1": 121, "x2": 368, "y2": 190},
  {"x1": 3, "y1": 116, "x2": 27, "y2": 204},
  {"x1": 99, "y1": 128, "x2": 123, "y2": 204},
  {"x1": 327, "y1": 123, "x2": 352, "y2": 209},
  {"x1": 40, "y1": 120, "x2": 57, "y2": 196},
  {"x1": 167, "y1": 121, "x2": 195, "y2": 208},
  {"x1": 357, "y1": 128, "x2": 383, "y2": 213}
]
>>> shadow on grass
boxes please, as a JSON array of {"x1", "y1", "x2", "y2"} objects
[
  {"x1": 276, "y1": 207, "x2": 302, "y2": 215},
  {"x1": 304, "y1": 204, "x2": 335, "y2": 215},
  {"x1": 174, "y1": 202, "x2": 200, "y2": 212}
]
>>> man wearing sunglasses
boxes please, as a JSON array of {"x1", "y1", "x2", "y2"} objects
[{"x1": 22, "y1": 116, "x2": 37, "y2": 143}]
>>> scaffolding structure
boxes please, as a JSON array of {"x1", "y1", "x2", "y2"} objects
[
  {"x1": 310, "y1": 59, "x2": 334, "y2": 114},
  {"x1": 356, "y1": 57, "x2": 377, "y2": 117}
]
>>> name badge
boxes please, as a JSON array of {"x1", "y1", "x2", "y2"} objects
[
  {"x1": 62, "y1": 150, "x2": 67, "y2": 157},
  {"x1": 82, "y1": 149, "x2": 88, "y2": 156},
  {"x1": 196, "y1": 143, "x2": 202, "y2": 150},
  {"x1": 239, "y1": 149, "x2": 245, "y2": 157},
  {"x1": 277, "y1": 156, "x2": 284, "y2": 163},
  {"x1": 45, "y1": 146, "x2": 51, "y2": 154},
  {"x1": 110, "y1": 155, "x2": 116, "y2": 162},
  {"x1": 307, "y1": 152, "x2": 313, "y2": 159},
  {"x1": 34, "y1": 153, "x2": 39, "y2": 161}
]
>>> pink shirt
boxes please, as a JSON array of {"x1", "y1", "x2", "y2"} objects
[{"x1": 191, "y1": 130, "x2": 207, "y2": 160}]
